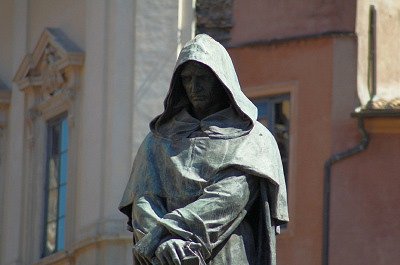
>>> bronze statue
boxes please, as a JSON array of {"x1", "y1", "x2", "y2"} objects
[{"x1": 119, "y1": 34, "x2": 289, "y2": 265}]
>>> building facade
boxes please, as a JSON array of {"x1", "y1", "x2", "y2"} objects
[
  {"x1": 0, "y1": 1, "x2": 195, "y2": 264},
  {"x1": 223, "y1": 1, "x2": 400, "y2": 265}
]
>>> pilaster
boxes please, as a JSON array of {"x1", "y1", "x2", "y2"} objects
[{"x1": 1, "y1": 0, "x2": 28, "y2": 264}]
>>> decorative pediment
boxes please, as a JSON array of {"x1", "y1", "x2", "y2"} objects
[
  {"x1": 13, "y1": 28, "x2": 84, "y2": 128},
  {"x1": 13, "y1": 28, "x2": 84, "y2": 94}
]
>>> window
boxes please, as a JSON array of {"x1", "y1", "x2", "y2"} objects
[
  {"x1": 42, "y1": 114, "x2": 68, "y2": 257},
  {"x1": 253, "y1": 94, "x2": 290, "y2": 185}
]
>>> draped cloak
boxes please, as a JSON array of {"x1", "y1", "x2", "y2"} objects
[{"x1": 119, "y1": 34, "x2": 289, "y2": 265}]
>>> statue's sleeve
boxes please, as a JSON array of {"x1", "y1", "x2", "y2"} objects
[
  {"x1": 158, "y1": 168, "x2": 259, "y2": 259},
  {"x1": 131, "y1": 194, "x2": 167, "y2": 242}
]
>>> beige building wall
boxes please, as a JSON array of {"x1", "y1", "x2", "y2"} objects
[
  {"x1": 356, "y1": 0, "x2": 400, "y2": 104},
  {"x1": 0, "y1": 1, "x2": 195, "y2": 265},
  {"x1": 0, "y1": 0, "x2": 14, "y2": 88},
  {"x1": 27, "y1": 0, "x2": 85, "y2": 51},
  {"x1": 0, "y1": 0, "x2": 29, "y2": 264}
]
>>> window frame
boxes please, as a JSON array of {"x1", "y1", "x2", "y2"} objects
[{"x1": 42, "y1": 113, "x2": 69, "y2": 257}]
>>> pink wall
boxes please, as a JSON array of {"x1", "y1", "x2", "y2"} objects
[
  {"x1": 230, "y1": 0, "x2": 357, "y2": 46},
  {"x1": 330, "y1": 134, "x2": 400, "y2": 265},
  {"x1": 229, "y1": 37, "x2": 400, "y2": 265},
  {"x1": 229, "y1": 38, "x2": 335, "y2": 265},
  {"x1": 228, "y1": 2, "x2": 400, "y2": 263}
]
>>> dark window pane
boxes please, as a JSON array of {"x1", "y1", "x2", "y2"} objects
[
  {"x1": 51, "y1": 124, "x2": 61, "y2": 155},
  {"x1": 255, "y1": 101, "x2": 269, "y2": 117},
  {"x1": 275, "y1": 99, "x2": 290, "y2": 177},
  {"x1": 59, "y1": 152, "x2": 68, "y2": 185},
  {"x1": 254, "y1": 101, "x2": 269, "y2": 127},
  {"x1": 43, "y1": 114, "x2": 68, "y2": 257}
]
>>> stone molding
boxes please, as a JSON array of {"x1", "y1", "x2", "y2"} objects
[
  {"x1": 33, "y1": 235, "x2": 131, "y2": 265},
  {"x1": 353, "y1": 98, "x2": 400, "y2": 134}
]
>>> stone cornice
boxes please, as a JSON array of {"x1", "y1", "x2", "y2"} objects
[
  {"x1": 352, "y1": 98, "x2": 400, "y2": 133},
  {"x1": 353, "y1": 98, "x2": 400, "y2": 117}
]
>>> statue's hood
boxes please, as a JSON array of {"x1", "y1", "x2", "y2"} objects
[{"x1": 150, "y1": 34, "x2": 258, "y2": 136}]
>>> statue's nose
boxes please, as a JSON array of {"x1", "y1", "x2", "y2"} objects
[{"x1": 190, "y1": 77, "x2": 201, "y2": 93}]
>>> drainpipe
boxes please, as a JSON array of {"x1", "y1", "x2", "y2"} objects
[
  {"x1": 322, "y1": 5, "x2": 376, "y2": 264},
  {"x1": 322, "y1": 117, "x2": 370, "y2": 265}
]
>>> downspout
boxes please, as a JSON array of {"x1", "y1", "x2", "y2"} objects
[
  {"x1": 322, "y1": 116, "x2": 370, "y2": 265},
  {"x1": 322, "y1": 5, "x2": 376, "y2": 265}
]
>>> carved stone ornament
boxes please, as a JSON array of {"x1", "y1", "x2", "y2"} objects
[
  {"x1": 41, "y1": 45, "x2": 65, "y2": 95},
  {"x1": 13, "y1": 28, "x2": 84, "y2": 118}
]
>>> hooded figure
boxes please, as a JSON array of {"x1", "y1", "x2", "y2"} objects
[{"x1": 119, "y1": 34, "x2": 289, "y2": 265}]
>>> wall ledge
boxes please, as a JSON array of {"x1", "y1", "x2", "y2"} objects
[
  {"x1": 33, "y1": 235, "x2": 131, "y2": 265},
  {"x1": 352, "y1": 110, "x2": 400, "y2": 134}
]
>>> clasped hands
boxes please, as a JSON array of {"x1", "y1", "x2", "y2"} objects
[{"x1": 133, "y1": 226, "x2": 202, "y2": 265}]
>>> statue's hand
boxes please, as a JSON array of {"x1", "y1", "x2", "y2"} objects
[
  {"x1": 133, "y1": 225, "x2": 167, "y2": 259},
  {"x1": 155, "y1": 238, "x2": 202, "y2": 265},
  {"x1": 133, "y1": 251, "x2": 152, "y2": 265}
]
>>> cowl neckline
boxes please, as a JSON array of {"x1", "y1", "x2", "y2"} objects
[{"x1": 154, "y1": 106, "x2": 252, "y2": 140}]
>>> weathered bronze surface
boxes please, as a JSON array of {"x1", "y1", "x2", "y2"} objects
[{"x1": 119, "y1": 34, "x2": 289, "y2": 265}]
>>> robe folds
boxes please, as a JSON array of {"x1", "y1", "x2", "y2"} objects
[{"x1": 119, "y1": 34, "x2": 288, "y2": 265}]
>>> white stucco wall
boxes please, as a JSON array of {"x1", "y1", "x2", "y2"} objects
[
  {"x1": 0, "y1": 0, "x2": 28, "y2": 264},
  {"x1": 27, "y1": 0, "x2": 85, "y2": 51},
  {"x1": 131, "y1": 0, "x2": 179, "y2": 152},
  {"x1": 356, "y1": 0, "x2": 400, "y2": 104},
  {"x1": 0, "y1": 0, "x2": 14, "y2": 87},
  {"x1": 0, "y1": 0, "x2": 195, "y2": 264}
]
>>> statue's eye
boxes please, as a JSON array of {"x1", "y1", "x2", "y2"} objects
[{"x1": 182, "y1": 76, "x2": 191, "y2": 83}]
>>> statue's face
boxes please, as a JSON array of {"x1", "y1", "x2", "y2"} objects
[{"x1": 181, "y1": 61, "x2": 227, "y2": 119}]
